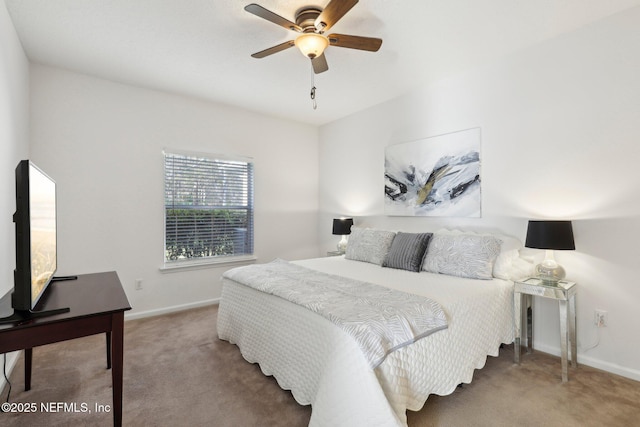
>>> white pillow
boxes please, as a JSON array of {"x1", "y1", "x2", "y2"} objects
[
  {"x1": 435, "y1": 228, "x2": 530, "y2": 279},
  {"x1": 493, "y1": 249, "x2": 535, "y2": 280},
  {"x1": 345, "y1": 228, "x2": 396, "y2": 265},
  {"x1": 422, "y1": 232, "x2": 502, "y2": 280}
]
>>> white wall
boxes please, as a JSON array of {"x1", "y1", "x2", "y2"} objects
[
  {"x1": 319, "y1": 8, "x2": 640, "y2": 380},
  {"x1": 29, "y1": 65, "x2": 320, "y2": 316},
  {"x1": 0, "y1": 0, "x2": 30, "y2": 389},
  {"x1": 0, "y1": 1, "x2": 29, "y2": 302}
]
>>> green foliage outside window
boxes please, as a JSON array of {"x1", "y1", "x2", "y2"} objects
[{"x1": 165, "y1": 208, "x2": 249, "y2": 261}]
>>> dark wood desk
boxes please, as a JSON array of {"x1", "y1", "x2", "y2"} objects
[{"x1": 0, "y1": 271, "x2": 131, "y2": 426}]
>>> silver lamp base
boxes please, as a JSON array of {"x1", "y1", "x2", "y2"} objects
[
  {"x1": 535, "y1": 250, "x2": 566, "y2": 283},
  {"x1": 337, "y1": 235, "x2": 348, "y2": 254}
]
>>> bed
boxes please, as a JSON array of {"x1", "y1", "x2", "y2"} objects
[{"x1": 217, "y1": 228, "x2": 531, "y2": 427}]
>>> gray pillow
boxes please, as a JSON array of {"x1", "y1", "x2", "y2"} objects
[
  {"x1": 383, "y1": 232, "x2": 433, "y2": 272},
  {"x1": 422, "y1": 233, "x2": 502, "y2": 279},
  {"x1": 345, "y1": 228, "x2": 396, "y2": 265}
]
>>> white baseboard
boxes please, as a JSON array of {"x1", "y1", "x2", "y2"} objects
[
  {"x1": 1, "y1": 351, "x2": 21, "y2": 396},
  {"x1": 124, "y1": 298, "x2": 220, "y2": 321},
  {"x1": 533, "y1": 343, "x2": 640, "y2": 382}
]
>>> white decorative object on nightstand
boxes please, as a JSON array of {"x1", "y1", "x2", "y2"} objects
[{"x1": 513, "y1": 277, "x2": 577, "y2": 382}]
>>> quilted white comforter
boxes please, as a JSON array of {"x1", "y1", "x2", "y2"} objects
[
  {"x1": 217, "y1": 256, "x2": 514, "y2": 427},
  {"x1": 222, "y1": 259, "x2": 448, "y2": 369}
]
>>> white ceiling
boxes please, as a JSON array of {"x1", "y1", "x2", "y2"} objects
[{"x1": 6, "y1": 0, "x2": 640, "y2": 125}]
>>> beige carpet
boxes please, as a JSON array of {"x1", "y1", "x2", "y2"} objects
[{"x1": 1, "y1": 305, "x2": 639, "y2": 426}]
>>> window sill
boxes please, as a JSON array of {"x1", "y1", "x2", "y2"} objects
[{"x1": 159, "y1": 255, "x2": 257, "y2": 273}]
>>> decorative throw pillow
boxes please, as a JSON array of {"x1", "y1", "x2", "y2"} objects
[
  {"x1": 422, "y1": 233, "x2": 502, "y2": 280},
  {"x1": 345, "y1": 228, "x2": 396, "y2": 265},
  {"x1": 491, "y1": 233, "x2": 524, "y2": 278},
  {"x1": 493, "y1": 249, "x2": 535, "y2": 280},
  {"x1": 383, "y1": 232, "x2": 433, "y2": 272}
]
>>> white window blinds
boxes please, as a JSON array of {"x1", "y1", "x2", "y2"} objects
[{"x1": 164, "y1": 151, "x2": 254, "y2": 264}]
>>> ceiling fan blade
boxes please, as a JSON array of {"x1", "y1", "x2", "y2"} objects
[
  {"x1": 251, "y1": 41, "x2": 295, "y2": 58},
  {"x1": 244, "y1": 4, "x2": 302, "y2": 32},
  {"x1": 312, "y1": 54, "x2": 329, "y2": 74},
  {"x1": 328, "y1": 33, "x2": 382, "y2": 52},
  {"x1": 314, "y1": 0, "x2": 358, "y2": 33}
]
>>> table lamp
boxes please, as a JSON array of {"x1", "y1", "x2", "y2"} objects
[
  {"x1": 332, "y1": 218, "x2": 353, "y2": 254},
  {"x1": 525, "y1": 220, "x2": 575, "y2": 282}
]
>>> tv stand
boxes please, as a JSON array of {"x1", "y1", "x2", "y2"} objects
[
  {"x1": 51, "y1": 275, "x2": 78, "y2": 282},
  {"x1": 0, "y1": 276, "x2": 78, "y2": 324}
]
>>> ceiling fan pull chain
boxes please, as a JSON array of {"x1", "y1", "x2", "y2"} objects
[{"x1": 310, "y1": 62, "x2": 317, "y2": 109}]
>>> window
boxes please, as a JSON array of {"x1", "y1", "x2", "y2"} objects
[{"x1": 164, "y1": 150, "x2": 254, "y2": 266}]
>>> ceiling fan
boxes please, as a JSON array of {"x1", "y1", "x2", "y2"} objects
[{"x1": 245, "y1": 0, "x2": 383, "y2": 74}]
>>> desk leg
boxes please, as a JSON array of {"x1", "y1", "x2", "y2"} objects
[
  {"x1": 111, "y1": 312, "x2": 124, "y2": 427},
  {"x1": 24, "y1": 348, "x2": 32, "y2": 391},
  {"x1": 559, "y1": 300, "x2": 569, "y2": 382},
  {"x1": 106, "y1": 332, "x2": 112, "y2": 369},
  {"x1": 569, "y1": 294, "x2": 578, "y2": 368}
]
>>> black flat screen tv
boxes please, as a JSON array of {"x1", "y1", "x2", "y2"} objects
[{"x1": 0, "y1": 160, "x2": 69, "y2": 324}]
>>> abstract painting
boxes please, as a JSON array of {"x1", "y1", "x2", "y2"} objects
[{"x1": 384, "y1": 128, "x2": 481, "y2": 217}]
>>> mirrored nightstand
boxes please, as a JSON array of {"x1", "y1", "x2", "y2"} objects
[{"x1": 514, "y1": 277, "x2": 577, "y2": 382}]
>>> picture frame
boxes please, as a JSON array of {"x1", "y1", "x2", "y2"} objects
[{"x1": 384, "y1": 128, "x2": 481, "y2": 217}]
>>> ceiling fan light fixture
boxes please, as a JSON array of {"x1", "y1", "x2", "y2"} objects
[{"x1": 294, "y1": 33, "x2": 329, "y2": 59}]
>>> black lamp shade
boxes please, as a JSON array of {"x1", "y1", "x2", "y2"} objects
[
  {"x1": 525, "y1": 220, "x2": 575, "y2": 250},
  {"x1": 332, "y1": 218, "x2": 354, "y2": 235}
]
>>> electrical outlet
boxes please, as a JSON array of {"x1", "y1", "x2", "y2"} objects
[
  {"x1": 594, "y1": 309, "x2": 607, "y2": 327},
  {"x1": 135, "y1": 279, "x2": 143, "y2": 291}
]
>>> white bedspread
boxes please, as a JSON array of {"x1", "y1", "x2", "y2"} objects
[
  {"x1": 222, "y1": 259, "x2": 448, "y2": 369},
  {"x1": 217, "y1": 256, "x2": 514, "y2": 427}
]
